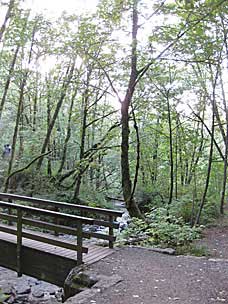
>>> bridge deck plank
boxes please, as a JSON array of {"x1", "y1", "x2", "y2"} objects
[{"x1": 0, "y1": 230, "x2": 114, "y2": 265}]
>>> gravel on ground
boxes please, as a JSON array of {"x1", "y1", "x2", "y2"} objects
[{"x1": 84, "y1": 246, "x2": 228, "y2": 304}]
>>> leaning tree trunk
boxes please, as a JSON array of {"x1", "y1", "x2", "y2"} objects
[
  {"x1": 194, "y1": 106, "x2": 214, "y2": 225},
  {"x1": 195, "y1": 64, "x2": 218, "y2": 225},
  {"x1": 4, "y1": 76, "x2": 26, "y2": 192},
  {"x1": 57, "y1": 87, "x2": 77, "y2": 175},
  {"x1": 220, "y1": 71, "x2": 228, "y2": 215},
  {"x1": 219, "y1": 17, "x2": 228, "y2": 215},
  {"x1": 36, "y1": 61, "x2": 75, "y2": 170},
  {"x1": 73, "y1": 69, "x2": 91, "y2": 199},
  {"x1": 0, "y1": 45, "x2": 20, "y2": 120},
  {"x1": 0, "y1": 0, "x2": 15, "y2": 42},
  {"x1": 121, "y1": 0, "x2": 142, "y2": 218},
  {"x1": 4, "y1": 18, "x2": 35, "y2": 192}
]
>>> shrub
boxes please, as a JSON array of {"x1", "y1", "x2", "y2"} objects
[
  {"x1": 176, "y1": 244, "x2": 209, "y2": 256},
  {"x1": 79, "y1": 187, "x2": 113, "y2": 209},
  {"x1": 169, "y1": 195, "x2": 220, "y2": 225},
  {"x1": 0, "y1": 289, "x2": 9, "y2": 303},
  {"x1": 120, "y1": 207, "x2": 201, "y2": 248},
  {"x1": 135, "y1": 187, "x2": 165, "y2": 213}
]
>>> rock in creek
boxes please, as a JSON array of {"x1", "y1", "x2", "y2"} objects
[
  {"x1": 0, "y1": 267, "x2": 62, "y2": 304},
  {"x1": 63, "y1": 266, "x2": 99, "y2": 301}
]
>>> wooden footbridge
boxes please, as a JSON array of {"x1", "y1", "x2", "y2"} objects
[{"x1": 0, "y1": 193, "x2": 123, "y2": 286}]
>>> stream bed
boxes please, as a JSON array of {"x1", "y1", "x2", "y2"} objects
[{"x1": 0, "y1": 267, "x2": 62, "y2": 304}]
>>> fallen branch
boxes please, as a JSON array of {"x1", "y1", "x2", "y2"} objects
[{"x1": 4, "y1": 151, "x2": 52, "y2": 189}]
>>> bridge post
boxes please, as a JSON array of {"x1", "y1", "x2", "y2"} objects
[
  {"x1": 76, "y1": 221, "x2": 83, "y2": 265},
  {"x1": 109, "y1": 215, "x2": 114, "y2": 249},
  {"x1": 17, "y1": 208, "x2": 23, "y2": 277},
  {"x1": 8, "y1": 198, "x2": 13, "y2": 226}
]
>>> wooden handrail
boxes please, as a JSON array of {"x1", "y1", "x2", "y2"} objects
[
  {"x1": 0, "y1": 205, "x2": 89, "y2": 273},
  {"x1": 0, "y1": 223, "x2": 89, "y2": 253},
  {"x1": 0, "y1": 193, "x2": 124, "y2": 217},
  {"x1": 0, "y1": 193, "x2": 124, "y2": 279},
  {"x1": 0, "y1": 213, "x2": 91, "y2": 239},
  {"x1": 0, "y1": 201, "x2": 94, "y2": 224},
  {"x1": 0, "y1": 192, "x2": 123, "y2": 253}
]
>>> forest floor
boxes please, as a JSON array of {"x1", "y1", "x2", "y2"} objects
[
  {"x1": 77, "y1": 213, "x2": 228, "y2": 304},
  {"x1": 82, "y1": 246, "x2": 228, "y2": 304},
  {"x1": 1, "y1": 211, "x2": 228, "y2": 304},
  {"x1": 194, "y1": 212, "x2": 228, "y2": 259}
]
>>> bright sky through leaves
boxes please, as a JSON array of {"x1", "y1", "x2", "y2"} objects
[{"x1": 25, "y1": 0, "x2": 99, "y2": 17}]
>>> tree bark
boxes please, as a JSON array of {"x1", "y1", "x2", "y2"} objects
[
  {"x1": 167, "y1": 91, "x2": 174, "y2": 207},
  {"x1": 36, "y1": 61, "x2": 75, "y2": 170},
  {"x1": 73, "y1": 68, "x2": 91, "y2": 199},
  {"x1": 0, "y1": 45, "x2": 20, "y2": 120},
  {"x1": 220, "y1": 16, "x2": 228, "y2": 215},
  {"x1": 0, "y1": 0, "x2": 15, "y2": 42},
  {"x1": 194, "y1": 106, "x2": 215, "y2": 225},
  {"x1": 195, "y1": 65, "x2": 218, "y2": 225},
  {"x1": 219, "y1": 71, "x2": 228, "y2": 215},
  {"x1": 57, "y1": 87, "x2": 77, "y2": 175},
  {"x1": 4, "y1": 18, "x2": 35, "y2": 192},
  {"x1": 47, "y1": 84, "x2": 52, "y2": 177},
  {"x1": 121, "y1": 0, "x2": 142, "y2": 218}
]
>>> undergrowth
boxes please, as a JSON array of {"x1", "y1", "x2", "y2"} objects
[
  {"x1": 0, "y1": 289, "x2": 9, "y2": 303},
  {"x1": 119, "y1": 207, "x2": 202, "y2": 249},
  {"x1": 176, "y1": 244, "x2": 209, "y2": 256}
]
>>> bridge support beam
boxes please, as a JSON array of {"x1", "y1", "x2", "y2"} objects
[{"x1": 0, "y1": 239, "x2": 76, "y2": 286}]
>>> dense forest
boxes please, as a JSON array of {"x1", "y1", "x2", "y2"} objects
[{"x1": 0, "y1": 0, "x2": 228, "y2": 246}]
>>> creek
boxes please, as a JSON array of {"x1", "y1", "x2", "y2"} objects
[{"x1": 0, "y1": 267, "x2": 61, "y2": 304}]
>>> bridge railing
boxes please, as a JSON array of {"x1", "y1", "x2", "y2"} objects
[
  {"x1": 0, "y1": 200, "x2": 95, "y2": 274},
  {"x1": 0, "y1": 193, "x2": 123, "y2": 250}
]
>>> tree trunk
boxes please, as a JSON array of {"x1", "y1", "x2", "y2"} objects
[
  {"x1": 47, "y1": 86, "x2": 52, "y2": 177},
  {"x1": 151, "y1": 115, "x2": 159, "y2": 183},
  {"x1": 4, "y1": 75, "x2": 27, "y2": 192},
  {"x1": 73, "y1": 69, "x2": 91, "y2": 199},
  {"x1": 36, "y1": 61, "x2": 75, "y2": 170},
  {"x1": 0, "y1": 0, "x2": 15, "y2": 42},
  {"x1": 32, "y1": 72, "x2": 39, "y2": 131},
  {"x1": 121, "y1": 0, "x2": 142, "y2": 218},
  {"x1": 167, "y1": 92, "x2": 174, "y2": 206},
  {"x1": 57, "y1": 88, "x2": 77, "y2": 175},
  {"x1": 175, "y1": 112, "x2": 178, "y2": 199},
  {"x1": 195, "y1": 107, "x2": 214, "y2": 225},
  {"x1": 220, "y1": 17, "x2": 228, "y2": 215},
  {"x1": 195, "y1": 65, "x2": 218, "y2": 225},
  {"x1": 219, "y1": 72, "x2": 228, "y2": 215},
  {"x1": 4, "y1": 19, "x2": 35, "y2": 192},
  {"x1": 0, "y1": 45, "x2": 20, "y2": 120}
]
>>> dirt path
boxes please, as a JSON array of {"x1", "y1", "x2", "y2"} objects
[
  {"x1": 2, "y1": 212, "x2": 228, "y2": 304},
  {"x1": 195, "y1": 214, "x2": 228, "y2": 259},
  {"x1": 84, "y1": 247, "x2": 228, "y2": 304},
  {"x1": 78, "y1": 215, "x2": 228, "y2": 304}
]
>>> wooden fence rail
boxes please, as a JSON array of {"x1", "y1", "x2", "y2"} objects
[
  {"x1": 0, "y1": 192, "x2": 124, "y2": 277},
  {"x1": 0, "y1": 200, "x2": 93, "y2": 271},
  {"x1": 0, "y1": 192, "x2": 123, "y2": 248}
]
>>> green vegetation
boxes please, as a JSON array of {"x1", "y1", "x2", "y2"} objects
[
  {"x1": 119, "y1": 208, "x2": 201, "y2": 249},
  {"x1": 0, "y1": 0, "x2": 228, "y2": 246},
  {"x1": 176, "y1": 244, "x2": 209, "y2": 257},
  {"x1": 0, "y1": 289, "x2": 9, "y2": 303}
]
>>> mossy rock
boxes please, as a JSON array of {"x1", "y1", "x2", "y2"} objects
[{"x1": 63, "y1": 267, "x2": 98, "y2": 301}]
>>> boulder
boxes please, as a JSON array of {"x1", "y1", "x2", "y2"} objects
[{"x1": 63, "y1": 267, "x2": 98, "y2": 301}]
